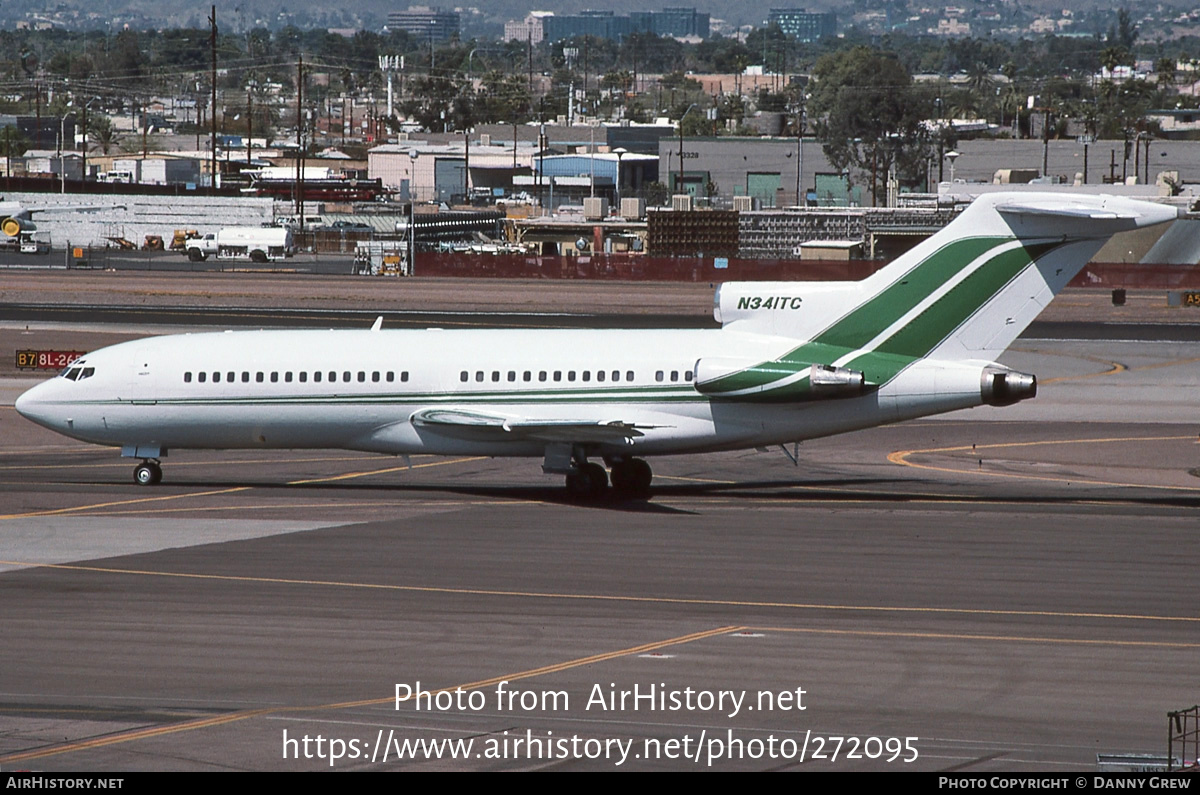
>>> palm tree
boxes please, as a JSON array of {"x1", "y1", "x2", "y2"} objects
[
  {"x1": 86, "y1": 115, "x2": 117, "y2": 155},
  {"x1": 966, "y1": 62, "x2": 993, "y2": 95},
  {"x1": 1101, "y1": 46, "x2": 1129, "y2": 77},
  {"x1": 0, "y1": 125, "x2": 27, "y2": 186},
  {"x1": 1155, "y1": 57, "x2": 1176, "y2": 90}
]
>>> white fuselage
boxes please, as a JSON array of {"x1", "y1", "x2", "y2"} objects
[
  {"x1": 16, "y1": 193, "x2": 1180, "y2": 485},
  {"x1": 14, "y1": 326, "x2": 988, "y2": 459}
]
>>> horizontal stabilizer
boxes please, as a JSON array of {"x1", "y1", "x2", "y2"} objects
[{"x1": 996, "y1": 201, "x2": 1139, "y2": 220}]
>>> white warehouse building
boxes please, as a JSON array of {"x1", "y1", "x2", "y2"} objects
[{"x1": 368, "y1": 139, "x2": 539, "y2": 203}]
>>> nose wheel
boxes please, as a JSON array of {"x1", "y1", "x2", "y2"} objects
[{"x1": 133, "y1": 460, "x2": 163, "y2": 486}]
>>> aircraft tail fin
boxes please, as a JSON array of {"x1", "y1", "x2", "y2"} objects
[{"x1": 716, "y1": 193, "x2": 1177, "y2": 364}]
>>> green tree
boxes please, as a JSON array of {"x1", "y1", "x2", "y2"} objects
[
  {"x1": 1111, "y1": 8, "x2": 1139, "y2": 51},
  {"x1": 400, "y1": 74, "x2": 467, "y2": 132},
  {"x1": 643, "y1": 180, "x2": 669, "y2": 206},
  {"x1": 475, "y1": 71, "x2": 531, "y2": 124},
  {"x1": 809, "y1": 46, "x2": 931, "y2": 205}
]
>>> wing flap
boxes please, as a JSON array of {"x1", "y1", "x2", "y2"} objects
[{"x1": 410, "y1": 407, "x2": 648, "y2": 443}]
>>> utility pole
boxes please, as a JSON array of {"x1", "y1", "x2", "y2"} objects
[
  {"x1": 210, "y1": 4, "x2": 218, "y2": 192},
  {"x1": 1041, "y1": 104, "x2": 1050, "y2": 177},
  {"x1": 35, "y1": 83, "x2": 41, "y2": 149},
  {"x1": 296, "y1": 55, "x2": 305, "y2": 230},
  {"x1": 247, "y1": 86, "x2": 253, "y2": 168},
  {"x1": 537, "y1": 119, "x2": 546, "y2": 214},
  {"x1": 795, "y1": 106, "x2": 805, "y2": 206},
  {"x1": 677, "y1": 116, "x2": 685, "y2": 194},
  {"x1": 80, "y1": 102, "x2": 87, "y2": 186},
  {"x1": 57, "y1": 116, "x2": 64, "y2": 194}
]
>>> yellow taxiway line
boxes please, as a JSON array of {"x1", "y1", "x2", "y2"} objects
[
  {"x1": 888, "y1": 434, "x2": 1200, "y2": 493},
  {"x1": 0, "y1": 559, "x2": 1194, "y2": 626},
  {"x1": 0, "y1": 625, "x2": 739, "y2": 765}
]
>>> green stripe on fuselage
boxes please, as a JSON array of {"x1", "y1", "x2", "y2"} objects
[
  {"x1": 705, "y1": 237, "x2": 1063, "y2": 397},
  {"x1": 702, "y1": 236, "x2": 1012, "y2": 394},
  {"x1": 873, "y1": 241, "x2": 1061, "y2": 359},
  {"x1": 808, "y1": 236, "x2": 1010, "y2": 352},
  {"x1": 844, "y1": 240, "x2": 1062, "y2": 384}
]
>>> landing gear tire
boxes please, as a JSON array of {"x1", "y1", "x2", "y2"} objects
[
  {"x1": 134, "y1": 461, "x2": 162, "y2": 486},
  {"x1": 610, "y1": 458, "x2": 652, "y2": 498},
  {"x1": 565, "y1": 461, "x2": 608, "y2": 501}
]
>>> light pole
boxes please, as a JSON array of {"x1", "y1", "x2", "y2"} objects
[
  {"x1": 1143, "y1": 133, "x2": 1153, "y2": 185},
  {"x1": 408, "y1": 149, "x2": 418, "y2": 274},
  {"x1": 944, "y1": 149, "x2": 960, "y2": 183},
  {"x1": 613, "y1": 147, "x2": 629, "y2": 208},
  {"x1": 1079, "y1": 133, "x2": 1094, "y2": 184}
]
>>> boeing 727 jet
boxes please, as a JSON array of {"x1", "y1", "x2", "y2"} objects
[{"x1": 15, "y1": 193, "x2": 1178, "y2": 499}]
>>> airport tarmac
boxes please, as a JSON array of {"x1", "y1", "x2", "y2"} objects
[{"x1": 0, "y1": 287, "x2": 1198, "y2": 771}]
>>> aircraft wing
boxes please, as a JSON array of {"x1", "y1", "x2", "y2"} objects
[{"x1": 410, "y1": 407, "x2": 650, "y2": 443}]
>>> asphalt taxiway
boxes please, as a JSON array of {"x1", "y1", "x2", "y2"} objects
[{"x1": 0, "y1": 289, "x2": 1198, "y2": 771}]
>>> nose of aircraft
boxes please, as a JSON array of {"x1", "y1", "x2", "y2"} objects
[{"x1": 14, "y1": 379, "x2": 56, "y2": 428}]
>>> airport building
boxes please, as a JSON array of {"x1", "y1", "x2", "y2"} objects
[
  {"x1": 503, "y1": 12, "x2": 551, "y2": 44},
  {"x1": 386, "y1": 6, "x2": 460, "y2": 42},
  {"x1": 368, "y1": 139, "x2": 540, "y2": 203},
  {"x1": 768, "y1": 8, "x2": 837, "y2": 41},
  {"x1": 541, "y1": 7, "x2": 710, "y2": 43}
]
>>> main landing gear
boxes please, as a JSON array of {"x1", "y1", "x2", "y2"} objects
[
  {"x1": 608, "y1": 458, "x2": 652, "y2": 497},
  {"x1": 563, "y1": 456, "x2": 653, "y2": 501},
  {"x1": 133, "y1": 459, "x2": 163, "y2": 486}
]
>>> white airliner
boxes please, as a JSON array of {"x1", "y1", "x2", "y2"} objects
[
  {"x1": 0, "y1": 200, "x2": 33, "y2": 237},
  {"x1": 15, "y1": 193, "x2": 1177, "y2": 499},
  {"x1": 0, "y1": 199, "x2": 124, "y2": 242}
]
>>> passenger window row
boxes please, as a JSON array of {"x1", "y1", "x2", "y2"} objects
[
  {"x1": 459, "y1": 369, "x2": 637, "y2": 384},
  {"x1": 184, "y1": 370, "x2": 409, "y2": 384},
  {"x1": 456, "y1": 369, "x2": 693, "y2": 384}
]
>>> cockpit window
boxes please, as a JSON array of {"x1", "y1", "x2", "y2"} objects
[{"x1": 60, "y1": 360, "x2": 96, "y2": 381}]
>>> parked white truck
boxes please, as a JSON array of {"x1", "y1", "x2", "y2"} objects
[{"x1": 185, "y1": 226, "x2": 293, "y2": 263}]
